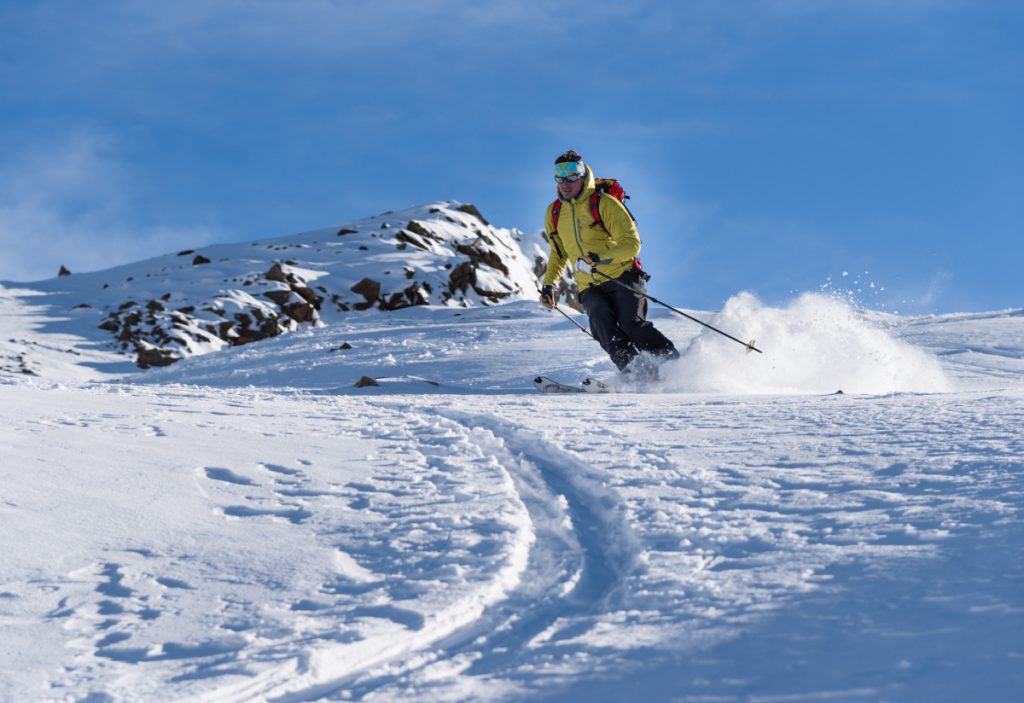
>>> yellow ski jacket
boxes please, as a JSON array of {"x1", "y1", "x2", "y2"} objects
[{"x1": 542, "y1": 165, "x2": 641, "y2": 293}]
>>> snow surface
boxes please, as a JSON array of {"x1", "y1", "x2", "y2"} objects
[{"x1": 2, "y1": 214, "x2": 1023, "y2": 702}]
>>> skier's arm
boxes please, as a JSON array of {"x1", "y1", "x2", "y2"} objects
[
  {"x1": 596, "y1": 196, "x2": 641, "y2": 264},
  {"x1": 542, "y1": 206, "x2": 570, "y2": 286}
]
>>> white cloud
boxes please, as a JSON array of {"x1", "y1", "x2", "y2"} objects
[{"x1": 0, "y1": 132, "x2": 228, "y2": 282}]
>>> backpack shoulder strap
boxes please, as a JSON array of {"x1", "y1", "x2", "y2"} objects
[
  {"x1": 589, "y1": 186, "x2": 636, "y2": 230},
  {"x1": 589, "y1": 190, "x2": 605, "y2": 230},
  {"x1": 549, "y1": 199, "x2": 562, "y2": 234}
]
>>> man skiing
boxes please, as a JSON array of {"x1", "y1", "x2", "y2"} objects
[{"x1": 540, "y1": 150, "x2": 678, "y2": 375}]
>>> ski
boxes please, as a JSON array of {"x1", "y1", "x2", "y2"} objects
[
  {"x1": 534, "y1": 376, "x2": 584, "y2": 393},
  {"x1": 534, "y1": 375, "x2": 630, "y2": 393},
  {"x1": 533, "y1": 376, "x2": 584, "y2": 393},
  {"x1": 581, "y1": 377, "x2": 625, "y2": 393}
]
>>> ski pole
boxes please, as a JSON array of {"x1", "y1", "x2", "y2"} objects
[
  {"x1": 553, "y1": 303, "x2": 595, "y2": 339},
  {"x1": 535, "y1": 284, "x2": 595, "y2": 340},
  {"x1": 589, "y1": 268, "x2": 763, "y2": 354}
]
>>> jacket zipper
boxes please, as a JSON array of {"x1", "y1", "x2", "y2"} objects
[{"x1": 570, "y1": 200, "x2": 585, "y2": 257}]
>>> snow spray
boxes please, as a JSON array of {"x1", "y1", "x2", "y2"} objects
[{"x1": 659, "y1": 292, "x2": 950, "y2": 395}]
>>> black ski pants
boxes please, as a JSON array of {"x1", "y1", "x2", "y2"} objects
[{"x1": 579, "y1": 270, "x2": 676, "y2": 370}]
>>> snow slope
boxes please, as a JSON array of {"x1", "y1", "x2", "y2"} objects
[{"x1": 2, "y1": 218, "x2": 1023, "y2": 702}]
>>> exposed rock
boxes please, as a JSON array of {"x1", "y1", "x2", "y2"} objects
[
  {"x1": 286, "y1": 301, "x2": 315, "y2": 323},
  {"x1": 354, "y1": 376, "x2": 379, "y2": 388},
  {"x1": 192, "y1": 255, "x2": 211, "y2": 265},
  {"x1": 395, "y1": 230, "x2": 430, "y2": 251},
  {"x1": 351, "y1": 277, "x2": 381, "y2": 305},
  {"x1": 455, "y1": 203, "x2": 490, "y2": 225},
  {"x1": 177, "y1": 250, "x2": 195, "y2": 256},
  {"x1": 263, "y1": 289, "x2": 296, "y2": 307},
  {"x1": 136, "y1": 346, "x2": 178, "y2": 369},
  {"x1": 403, "y1": 283, "x2": 430, "y2": 307},
  {"x1": 58, "y1": 265, "x2": 72, "y2": 277},
  {"x1": 448, "y1": 261, "x2": 476, "y2": 295},
  {"x1": 266, "y1": 263, "x2": 290, "y2": 283},
  {"x1": 455, "y1": 243, "x2": 509, "y2": 275},
  {"x1": 336, "y1": 228, "x2": 358, "y2": 236},
  {"x1": 380, "y1": 283, "x2": 429, "y2": 311},
  {"x1": 261, "y1": 264, "x2": 323, "y2": 322},
  {"x1": 406, "y1": 221, "x2": 441, "y2": 241}
]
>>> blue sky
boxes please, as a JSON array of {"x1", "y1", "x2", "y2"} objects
[{"x1": 1, "y1": 1, "x2": 1020, "y2": 313}]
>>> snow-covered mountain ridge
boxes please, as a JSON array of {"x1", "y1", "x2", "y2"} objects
[{"x1": 1, "y1": 201, "x2": 567, "y2": 372}]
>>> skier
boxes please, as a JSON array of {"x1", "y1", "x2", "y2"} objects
[{"x1": 540, "y1": 150, "x2": 678, "y2": 375}]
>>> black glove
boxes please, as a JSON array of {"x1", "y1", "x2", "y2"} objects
[{"x1": 540, "y1": 284, "x2": 556, "y2": 308}]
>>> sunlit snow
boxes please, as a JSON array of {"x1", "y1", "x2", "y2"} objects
[{"x1": 1, "y1": 209, "x2": 1022, "y2": 702}]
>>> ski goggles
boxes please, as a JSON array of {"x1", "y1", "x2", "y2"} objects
[{"x1": 554, "y1": 161, "x2": 586, "y2": 183}]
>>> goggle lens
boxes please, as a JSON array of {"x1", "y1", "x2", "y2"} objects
[{"x1": 554, "y1": 161, "x2": 585, "y2": 181}]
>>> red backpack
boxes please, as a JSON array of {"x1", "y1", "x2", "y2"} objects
[{"x1": 549, "y1": 178, "x2": 635, "y2": 235}]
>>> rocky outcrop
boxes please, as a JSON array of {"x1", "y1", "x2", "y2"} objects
[
  {"x1": 350, "y1": 277, "x2": 381, "y2": 310},
  {"x1": 380, "y1": 283, "x2": 430, "y2": 311},
  {"x1": 455, "y1": 203, "x2": 489, "y2": 225},
  {"x1": 98, "y1": 262, "x2": 323, "y2": 369},
  {"x1": 136, "y1": 344, "x2": 178, "y2": 369},
  {"x1": 85, "y1": 201, "x2": 578, "y2": 369},
  {"x1": 264, "y1": 263, "x2": 323, "y2": 322}
]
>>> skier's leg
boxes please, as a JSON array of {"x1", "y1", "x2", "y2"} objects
[
  {"x1": 581, "y1": 285, "x2": 637, "y2": 370},
  {"x1": 610, "y1": 272, "x2": 678, "y2": 358}
]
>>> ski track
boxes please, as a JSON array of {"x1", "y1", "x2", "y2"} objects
[
  {"x1": 199, "y1": 405, "x2": 637, "y2": 703},
  {"x1": 334, "y1": 408, "x2": 640, "y2": 700},
  {"x1": 180, "y1": 408, "x2": 537, "y2": 703}
]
